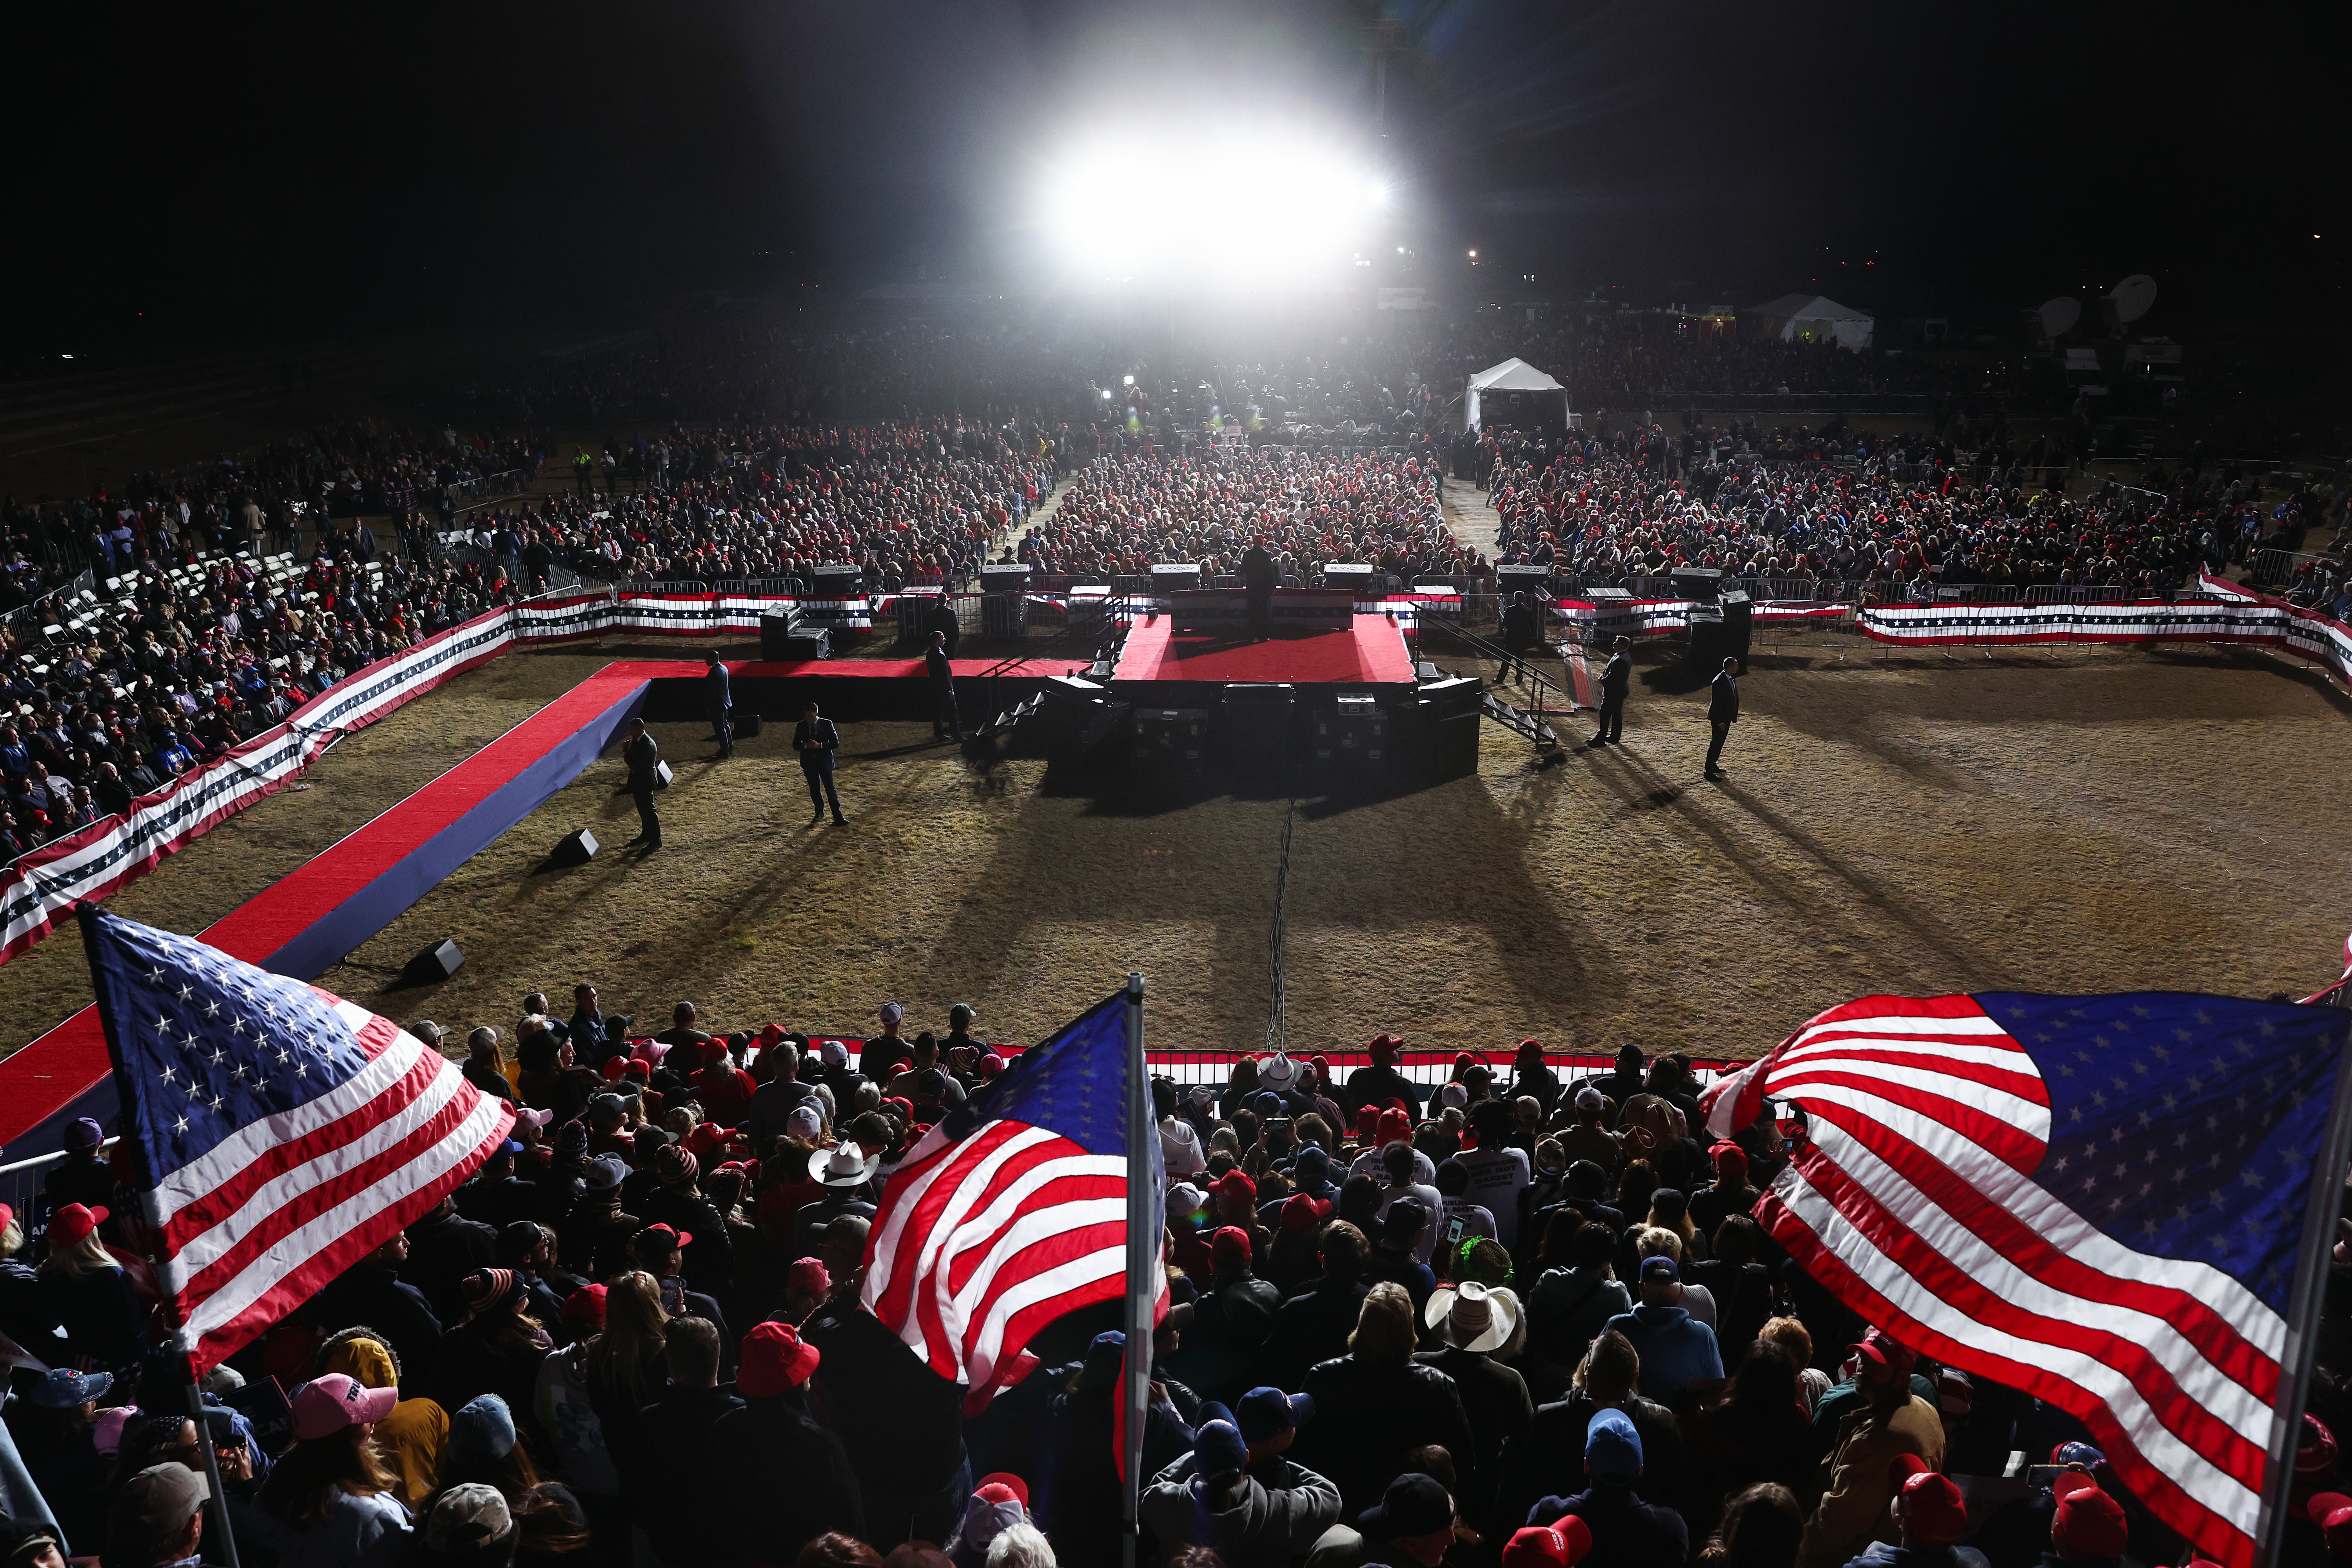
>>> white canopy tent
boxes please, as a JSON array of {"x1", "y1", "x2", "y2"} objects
[
  {"x1": 1745, "y1": 294, "x2": 1875, "y2": 350},
  {"x1": 1465, "y1": 358, "x2": 1569, "y2": 433}
]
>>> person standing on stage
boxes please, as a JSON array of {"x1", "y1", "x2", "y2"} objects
[
  {"x1": 704, "y1": 651, "x2": 734, "y2": 759},
  {"x1": 926, "y1": 631, "x2": 963, "y2": 743},
  {"x1": 794, "y1": 701, "x2": 847, "y2": 825},
  {"x1": 622, "y1": 717, "x2": 663, "y2": 849},
  {"x1": 1240, "y1": 534, "x2": 1278, "y2": 642},
  {"x1": 1592, "y1": 635, "x2": 1631, "y2": 746},
  {"x1": 1704, "y1": 655, "x2": 1740, "y2": 781}
]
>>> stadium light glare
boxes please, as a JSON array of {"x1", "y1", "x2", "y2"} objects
[{"x1": 1040, "y1": 133, "x2": 1389, "y2": 285}]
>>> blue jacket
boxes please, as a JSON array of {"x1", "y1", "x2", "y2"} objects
[{"x1": 1603, "y1": 1302, "x2": 1722, "y2": 1402}]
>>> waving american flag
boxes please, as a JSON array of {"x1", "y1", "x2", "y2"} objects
[
  {"x1": 863, "y1": 990, "x2": 1165, "y2": 1416},
  {"x1": 79, "y1": 906, "x2": 514, "y2": 1373},
  {"x1": 1704, "y1": 991, "x2": 2352, "y2": 1568}
]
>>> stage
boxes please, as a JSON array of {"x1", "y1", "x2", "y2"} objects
[{"x1": 1109, "y1": 616, "x2": 1416, "y2": 693}]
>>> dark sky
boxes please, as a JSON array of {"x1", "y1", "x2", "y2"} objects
[{"x1": 9, "y1": 1, "x2": 2338, "y2": 350}]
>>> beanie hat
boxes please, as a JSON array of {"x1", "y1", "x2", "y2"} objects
[
  {"x1": 655, "y1": 1144, "x2": 699, "y2": 1186},
  {"x1": 459, "y1": 1268, "x2": 523, "y2": 1315},
  {"x1": 446, "y1": 1394, "x2": 519, "y2": 1466}
]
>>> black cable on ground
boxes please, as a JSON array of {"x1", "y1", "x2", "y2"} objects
[{"x1": 1266, "y1": 794, "x2": 1296, "y2": 1054}]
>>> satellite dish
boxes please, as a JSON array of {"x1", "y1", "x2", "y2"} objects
[
  {"x1": 2110, "y1": 274, "x2": 2158, "y2": 325},
  {"x1": 2038, "y1": 297, "x2": 2082, "y2": 339}
]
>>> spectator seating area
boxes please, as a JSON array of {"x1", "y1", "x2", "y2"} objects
[{"x1": 7, "y1": 1011, "x2": 2333, "y2": 1568}]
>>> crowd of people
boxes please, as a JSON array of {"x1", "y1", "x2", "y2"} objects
[
  {"x1": 1015, "y1": 447, "x2": 1475, "y2": 587},
  {"x1": 11, "y1": 1011, "x2": 2342, "y2": 1568},
  {"x1": 1478, "y1": 420, "x2": 2341, "y2": 599},
  {"x1": 448, "y1": 421, "x2": 1059, "y2": 593},
  {"x1": 0, "y1": 551, "x2": 518, "y2": 867}
]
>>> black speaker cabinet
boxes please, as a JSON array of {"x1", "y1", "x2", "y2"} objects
[
  {"x1": 404, "y1": 939, "x2": 463, "y2": 984},
  {"x1": 552, "y1": 828, "x2": 599, "y2": 867}
]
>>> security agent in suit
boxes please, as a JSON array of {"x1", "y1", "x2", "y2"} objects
[
  {"x1": 1705, "y1": 655, "x2": 1740, "y2": 780},
  {"x1": 1592, "y1": 634, "x2": 1632, "y2": 746},
  {"x1": 704, "y1": 651, "x2": 733, "y2": 759},
  {"x1": 926, "y1": 631, "x2": 962, "y2": 742},
  {"x1": 793, "y1": 701, "x2": 847, "y2": 824},
  {"x1": 921, "y1": 594, "x2": 960, "y2": 658},
  {"x1": 622, "y1": 717, "x2": 663, "y2": 849}
]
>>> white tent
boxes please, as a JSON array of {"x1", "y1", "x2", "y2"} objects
[
  {"x1": 1745, "y1": 293, "x2": 1875, "y2": 350},
  {"x1": 1465, "y1": 358, "x2": 1569, "y2": 433}
]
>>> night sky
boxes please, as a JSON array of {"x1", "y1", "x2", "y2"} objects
[{"x1": 8, "y1": 2, "x2": 2338, "y2": 350}]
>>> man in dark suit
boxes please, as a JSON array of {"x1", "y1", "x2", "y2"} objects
[
  {"x1": 794, "y1": 701, "x2": 846, "y2": 825},
  {"x1": 1592, "y1": 635, "x2": 1631, "y2": 746},
  {"x1": 622, "y1": 716, "x2": 663, "y2": 849},
  {"x1": 704, "y1": 651, "x2": 733, "y2": 759},
  {"x1": 1240, "y1": 535, "x2": 1278, "y2": 641},
  {"x1": 922, "y1": 594, "x2": 960, "y2": 659},
  {"x1": 925, "y1": 631, "x2": 962, "y2": 743},
  {"x1": 1705, "y1": 656, "x2": 1739, "y2": 781}
]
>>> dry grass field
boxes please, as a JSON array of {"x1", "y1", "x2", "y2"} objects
[{"x1": 5, "y1": 635, "x2": 2347, "y2": 1065}]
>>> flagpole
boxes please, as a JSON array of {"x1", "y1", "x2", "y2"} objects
[
  {"x1": 2256, "y1": 1019, "x2": 2352, "y2": 1567},
  {"x1": 1121, "y1": 971, "x2": 1151, "y2": 1568}
]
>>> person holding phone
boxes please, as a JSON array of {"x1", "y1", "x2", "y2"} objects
[{"x1": 793, "y1": 702, "x2": 846, "y2": 825}]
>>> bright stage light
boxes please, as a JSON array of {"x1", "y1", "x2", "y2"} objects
[{"x1": 1039, "y1": 132, "x2": 1393, "y2": 286}]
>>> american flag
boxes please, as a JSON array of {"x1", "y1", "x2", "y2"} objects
[
  {"x1": 1702, "y1": 991, "x2": 2352, "y2": 1568},
  {"x1": 79, "y1": 906, "x2": 515, "y2": 1373},
  {"x1": 863, "y1": 990, "x2": 1165, "y2": 1416}
]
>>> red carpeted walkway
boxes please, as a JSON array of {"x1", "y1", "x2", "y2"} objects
[
  {"x1": 1112, "y1": 615, "x2": 1415, "y2": 686},
  {"x1": 0, "y1": 664, "x2": 657, "y2": 1149}
]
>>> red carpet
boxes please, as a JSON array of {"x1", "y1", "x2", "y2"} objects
[
  {"x1": 1112, "y1": 615, "x2": 1415, "y2": 686},
  {"x1": 0, "y1": 664, "x2": 656, "y2": 1149}
]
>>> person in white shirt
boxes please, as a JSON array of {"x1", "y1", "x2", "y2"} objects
[
  {"x1": 1372, "y1": 1140, "x2": 1445, "y2": 1265},
  {"x1": 1449, "y1": 1102, "x2": 1532, "y2": 1254}
]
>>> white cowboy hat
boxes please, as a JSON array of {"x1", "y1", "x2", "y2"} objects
[
  {"x1": 809, "y1": 1140, "x2": 882, "y2": 1187},
  {"x1": 1257, "y1": 1053, "x2": 1301, "y2": 1091},
  {"x1": 1423, "y1": 1279, "x2": 1518, "y2": 1354}
]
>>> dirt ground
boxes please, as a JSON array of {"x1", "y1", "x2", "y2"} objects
[
  {"x1": 0, "y1": 650, "x2": 620, "y2": 1056},
  {"x1": 7, "y1": 635, "x2": 2348, "y2": 1063}
]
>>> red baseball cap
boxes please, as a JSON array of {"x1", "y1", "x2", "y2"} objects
[
  {"x1": 48, "y1": 1203, "x2": 106, "y2": 1250},
  {"x1": 1500, "y1": 1516, "x2": 1592, "y2": 1568},
  {"x1": 562, "y1": 1284, "x2": 608, "y2": 1328},
  {"x1": 1280, "y1": 1193, "x2": 1332, "y2": 1233},
  {"x1": 1376, "y1": 1109, "x2": 1412, "y2": 1145},
  {"x1": 976, "y1": 1473, "x2": 1030, "y2": 1508},
  {"x1": 2053, "y1": 1483, "x2": 2127, "y2": 1559},
  {"x1": 1900, "y1": 1472, "x2": 1967, "y2": 1546},
  {"x1": 739, "y1": 1322, "x2": 820, "y2": 1396},
  {"x1": 1211, "y1": 1226, "x2": 1252, "y2": 1268},
  {"x1": 1213, "y1": 1170, "x2": 1256, "y2": 1203}
]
